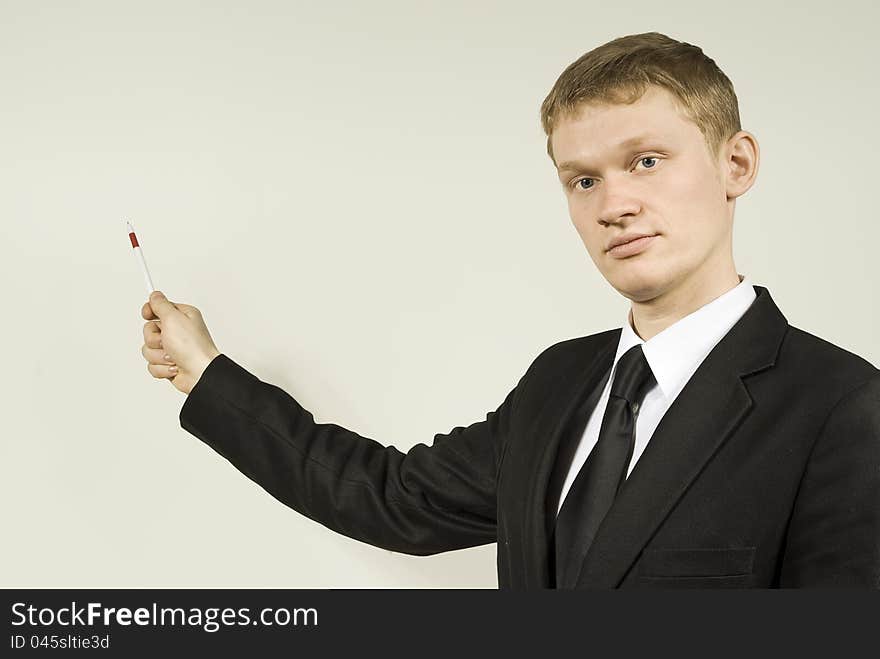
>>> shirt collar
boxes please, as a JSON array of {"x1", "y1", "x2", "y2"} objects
[{"x1": 613, "y1": 275, "x2": 757, "y2": 400}]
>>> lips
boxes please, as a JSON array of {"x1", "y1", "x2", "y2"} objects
[
  {"x1": 605, "y1": 233, "x2": 659, "y2": 259},
  {"x1": 606, "y1": 233, "x2": 658, "y2": 252}
]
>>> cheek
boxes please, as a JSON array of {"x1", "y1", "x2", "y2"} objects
[
  {"x1": 678, "y1": 167, "x2": 726, "y2": 222},
  {"x1": 569, "y1": 209, "x2": 603, "y2": 258},
  {"x1": 661, "y1": 175, "x2": 724, "y2": 247}
]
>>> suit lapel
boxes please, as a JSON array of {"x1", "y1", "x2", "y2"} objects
[
  {"x1": 521, "y1": 332, "x2": 618, "y2": 588},
  {"x1": 567, "y1": 285, "x2": 787, "y2": 588},
  {"x1": 574, "y1": 356, "x2": 753, "y2": 587}
]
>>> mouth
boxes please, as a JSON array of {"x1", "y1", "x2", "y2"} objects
[{"x1": 605, "y1": 233, "x2": 659, "y2": 259}]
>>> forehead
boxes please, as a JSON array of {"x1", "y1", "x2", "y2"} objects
[{"x1": 551, "y1": 86, "x2": 701, "y2": 169}]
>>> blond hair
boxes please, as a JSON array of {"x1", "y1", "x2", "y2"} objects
[{"x1": 540, "y1": 32, "x2": 741, "y2": 165}]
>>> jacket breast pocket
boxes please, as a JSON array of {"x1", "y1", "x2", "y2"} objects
[{"x1": 635, "y1": 546, "x2": 756, "y2": 588}]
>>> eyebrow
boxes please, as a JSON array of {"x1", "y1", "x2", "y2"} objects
[{"x1": 556, "y1": 134, "x2": 662, "y2": 173}]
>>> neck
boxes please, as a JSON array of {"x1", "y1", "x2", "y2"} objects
[{"x1": 629, "y1": 263, "x2": 741, "y2": 341}]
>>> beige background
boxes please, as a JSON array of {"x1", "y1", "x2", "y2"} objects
[{"x1": 2, "y1": 0, "x2": 877, "y2": 587}]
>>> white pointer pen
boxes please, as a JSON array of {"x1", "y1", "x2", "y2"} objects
[{"x1": 125, "y1": 220, "x2": 156, "y2": 298}]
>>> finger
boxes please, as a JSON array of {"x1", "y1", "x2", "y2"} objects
[
  {"x1": 142, "y1": 301, "x2": 158, "y2": 320},
  {"x1": 141, "y1": 345, "x2": 176, "y2": 365},
  {"x1": 148, "y1": 362, "x2": 179, "y2": 379},
  {"x1": 143, "y1": 321, "x2": 163, "y2": 348},
  {"x1": 149, "y1": 291, "x2": 179, "y2": 319},
  {"x1": 174, "y1": 302, "x2": 201, "y2": 318}
]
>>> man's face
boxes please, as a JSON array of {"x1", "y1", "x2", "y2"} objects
[{"x1": 551, "y1": 85, "x2": 733, "y2": 303}]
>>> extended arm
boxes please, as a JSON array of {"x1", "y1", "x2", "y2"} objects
[{"x1": 179, "y1": 354, "x2": 525, "y2": 555}]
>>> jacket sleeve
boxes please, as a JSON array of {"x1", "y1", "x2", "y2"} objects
[
  {"x1": 178, "y1": 353, "x2": 527, "y2": 556},
  {"x1": 779, "y1": 375, "x2": 880, "y2": 587}
]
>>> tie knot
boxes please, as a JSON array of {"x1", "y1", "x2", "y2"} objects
[{"x1": 610, "y1": 345, "x2": 655, "y2": 406}]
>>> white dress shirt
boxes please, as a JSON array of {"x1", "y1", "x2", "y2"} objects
[{"x1": 556, "y1": 275, "x2": 757, "y2": 517}]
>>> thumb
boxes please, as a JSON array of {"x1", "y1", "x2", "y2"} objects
[{"x1": 149, "y1": 290, "x2": 179, "y2": 318}]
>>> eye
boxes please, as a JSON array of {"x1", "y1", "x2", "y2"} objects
[{"x1": 569, "y1": 156, "x2": 662, "y2": 192}]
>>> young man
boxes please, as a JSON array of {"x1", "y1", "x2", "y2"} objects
[{"x1": 140, "y1": 32, "x2": 879, "y2": 588}]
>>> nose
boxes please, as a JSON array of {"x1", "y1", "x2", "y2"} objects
[{"x1": 596, "y1": 176, "x2": 642, "y2": 226}]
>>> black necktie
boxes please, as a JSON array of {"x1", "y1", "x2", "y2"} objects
[{"x1": 554, "y1": 344, "x2": 656, "y2": 589}]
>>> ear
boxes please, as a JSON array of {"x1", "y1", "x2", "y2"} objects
[{"x1": 722, "y1": 130, "x2": 760, "y2": 201}]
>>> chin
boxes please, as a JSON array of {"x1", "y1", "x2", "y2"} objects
[
  {"x1": 617, "y1": 286, "x2": 665, "y2": 304},
  {"x1": 604, "y1": 267, "x2": 670, "y2": 303}
]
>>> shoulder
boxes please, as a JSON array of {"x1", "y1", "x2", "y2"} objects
[
  {"x1": 505, "y1": 328, "x2": 619, "y2": 417},
  {"x1": 770, "y1": 325, "x2": 879, "y2": 416},
  {"x1": 528, "y1": 328, "x2": 620, "y2": 370},
  {"x1": 516, "y1": 328, "x2": 620, "y2": 393},
  {"x1": 781, "y1": 325, "x2": 877, "y2": 380}
]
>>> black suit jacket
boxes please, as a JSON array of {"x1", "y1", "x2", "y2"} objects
[{"x1": 179, "y1": 286, "x2": 880, "y2": 588}]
